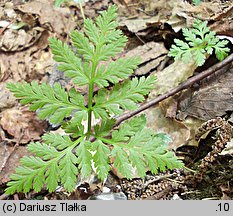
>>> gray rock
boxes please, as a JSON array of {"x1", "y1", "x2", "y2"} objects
[{"x1": 88, "y1": 192, "x2": 127, "y2": 200}]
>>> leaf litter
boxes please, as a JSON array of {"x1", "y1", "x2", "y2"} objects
[{"x1": 0, "y1": 0, "x2": 233, "y2": 200}]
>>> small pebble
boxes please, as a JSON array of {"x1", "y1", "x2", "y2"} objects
[
  {"x1": 171, "y1": 194, "x2": 183, "y2": 200},
  {"x1": 88, "y1": 192, "x2": 127, "y2": 200}
]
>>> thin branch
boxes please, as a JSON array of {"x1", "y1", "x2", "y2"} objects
[
  {"x1": 0, "y1": 19, "x2": 15, "y2": 35},
  {"x1": 0, "y1": 193, "x2": 9, "y2": 200},
  {"x1": 115, "y1": 53, "x2": 233, "y2": 127},
  {"x1": 142, "y1": 173, "x2": 176, "y2": 189},
  {"x1": 79, "y1": 2, "x2": 86, "y2": 20}
]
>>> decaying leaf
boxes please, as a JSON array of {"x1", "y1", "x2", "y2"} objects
[
  {"x1": 144, "y1": 106, "x2": 191, "y2": 150},
  {"x1": 0, "y1": 0, "x2": 76, "y2": 83},
  {"x1": 221, "y1": 138, "x2": 233, "y2": 156},
  {"x1": 149, "y1": 59, "x2": 197, "y2": 96},
  {"x1": 16, "y1": 0, "x2": 76, "y2": 36},
  {"x1": 0, "y1": 145, "x2": 31, "y2": 184},
  {"x1": 0, "y1": 107, "x2": 47, "y2": 144},
  {"x1": 178, "y1": 65, "x2": 233, "y2": 121},
  {"x1": 0, "y1": 83, "x2": 16, "y2": 111},
  {"x1": 210, "y1": 18, "x2": 233, "y2": 38},
  {"x1": 167, "y1": 0, "x2": 233, "y2": 31},
  {"x1": 124, "y1": 41, "x2": 167, "y2": 75},
  {"x1": 0, "y1": 32, "x2": 53, "y2": 83},
  {"x1": 142, "y1": 54, "x2": 198, "y2": 149},
  {"x1": 119, "y1": 17, "x2": 161, "y2": 33},
  {"x1": 0, "y1": 28, "x2": 44, "y2": 52}
]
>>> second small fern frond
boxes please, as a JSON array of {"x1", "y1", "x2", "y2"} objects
[{"x1": 168, "y1": 19, "x2": 230, "y2": 66}]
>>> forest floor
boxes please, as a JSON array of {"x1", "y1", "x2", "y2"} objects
[{"x1": 0, "y1": 0, "x2": 233, "y2": 200}]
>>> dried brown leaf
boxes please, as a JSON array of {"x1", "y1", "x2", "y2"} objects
[
  {"x1": 0, "y1": 144, "x2": 31, "y2": 184},
  {"x1": 124, "y1": 41, "x2": 167, "y2": 75},
  {"x1": 0, "y1": 83, "x2": 16, "y2": 111},
  {"x1": 179, "y1": 66, "x2": 233, "y2": 121},
  {"x1": 0, "y1": 107, "x2": 47, "y2": 144},
  {"x1": 145, "y1": 106, "x2": 191, "y2": 150},
  {"x1": 16, "y1": 1, "x2": 76, "y2": 35}
]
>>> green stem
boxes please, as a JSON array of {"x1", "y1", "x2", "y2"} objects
[
  {"x1": 93, "y1": 135, "x2": 127, "y2": 148},
  {"x1": 184, "y1": 166, "x2": 196, "y2": 173},
  {"x1": 87, "y1": 61, "x2": 97, "y2": 137},
  {"x1": 87, "y1": 82, "x2": 93, "y2": 136}
]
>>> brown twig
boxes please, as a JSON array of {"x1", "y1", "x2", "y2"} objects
[
  {"x1": 0, "y1": 19, "x2": 15, "y2": 35},
  {"x1": 142, "y1": 173, "x2": 176, "y2": 189},
  {"x1": 115, "y1": 53, "x2": 233, "y2": 127},
  {"x1": 0, "y1": 193, "x2": 10, "y2": 200},
  {"x1": 143, "y1": 186, "x2": 173, "y2": 200},
  {"x1": 0, "y1": 129, "x2": 25, "y2": 172}
]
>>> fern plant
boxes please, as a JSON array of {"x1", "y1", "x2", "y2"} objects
[
  {"x1": 192, "y1": 0, "x2": 202, "y2": 6},
  {"x1": 168, "y1": 19, "x2": 230, "y2": 66},
  {"x1": 6, "y1": 5, "x2": 183, "y2": 195}
]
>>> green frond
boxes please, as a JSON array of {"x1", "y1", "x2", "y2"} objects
[
  {"x1": 112, "y1": 115, "x2": 147, "y2": 142},
  {"x1": 143, "y1": 134, "x2": 183, "y2": 174},
  {"x1": 7, "y1": 81, "x2": 86, "y2": 124},
  {"x1": 45, "y1": 162, "x2": 59, "y2": 192},
  {"x1": 6, "y1": 5, "x2": 183, "y2": 195},
  {"x1": 33, "y1": 169, "x2": 46, "y2": 192},
  {"x1": 183, "y1": 28, "x2": 196, "y2": 42},
  {"x1": 20, "y1": 156, "x2": 46, "y2": 170},
  {"x1": 193, "y1": 49, "x2": 206, "y2": 66},
  {"x1": 5, "y1": 135, "x2": 83, "y2": 195},
  {"x1": 61, "y1": 111, "x2": 86, "y2": 138},
  {"x1": 84, "y1": 5, "x2": 119, "y2": 47},
  {"x1": 168, "y1": 19, "x2": 230, "y2": 66},
  {"x1": 84, "y1": 18, "x2": 100, "y2": 46},
  {"x1": 27, "y1": 142, "x2": 59, "y2": 160},
  {"x1": 97, "y1": 36, "x2": 127, "y2": 62},
  {"x1": 94, "y1": 118, "x2": 116, "y2": 137},
  {"x1": 96, "y1": 5, "x2": 121, "y2": 49},
  {"x1": 94, "y1": 57, "x2": 141, "y2": 87},
  {"x1": 49, "y1": 37, "x2": 89, "y2": 86},
  {"x1": 111, "y1": 146, "x2": 134, "y2": 179},
  {"x1": 71, "y1": 30, "x2": 94, "y2": 61},
  {"x1": 93, "y1": 76, "x2": 156, "y2": 118},
  {"x1": 42, "y1": 133, "x2": 74, "y2": 150},
  {"x1": 83, "y1": 5, "x2": 127, "y2": 62},
  {"x1": 76, "y1": 141, "x2": 93, "y2": 178},
  {"x1": 5, "y1": 157, "x2": 47, "y2": 194},
  {"x1": 92, "y1": 140, "x2": 111, "y2": 180},
  {"x1": 59, "y1": 151, "x2": 78, "y2": 192},
  {"x1": 101, "y1": 117, "x2": 183, "y2": 179},
  {"x1": 128, "y1": 149, "x2": 146, "y2": 178},
  {"x1": 96, "y1": 5, "x2": 118, "y2": 33},
  {"x1": 214, "y1": 40, "x2": 230, "y2": 61}
]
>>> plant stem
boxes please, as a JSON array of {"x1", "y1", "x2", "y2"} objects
[
  {"x1": 79, "y1": 2, "x2": 85, "y2": 20},
  {"x1": 87, "y1": 81, "x2": 93, "y2": 136},
  {"x1": 87, "y1": 61, "x2": 97, "y2": 137}
]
